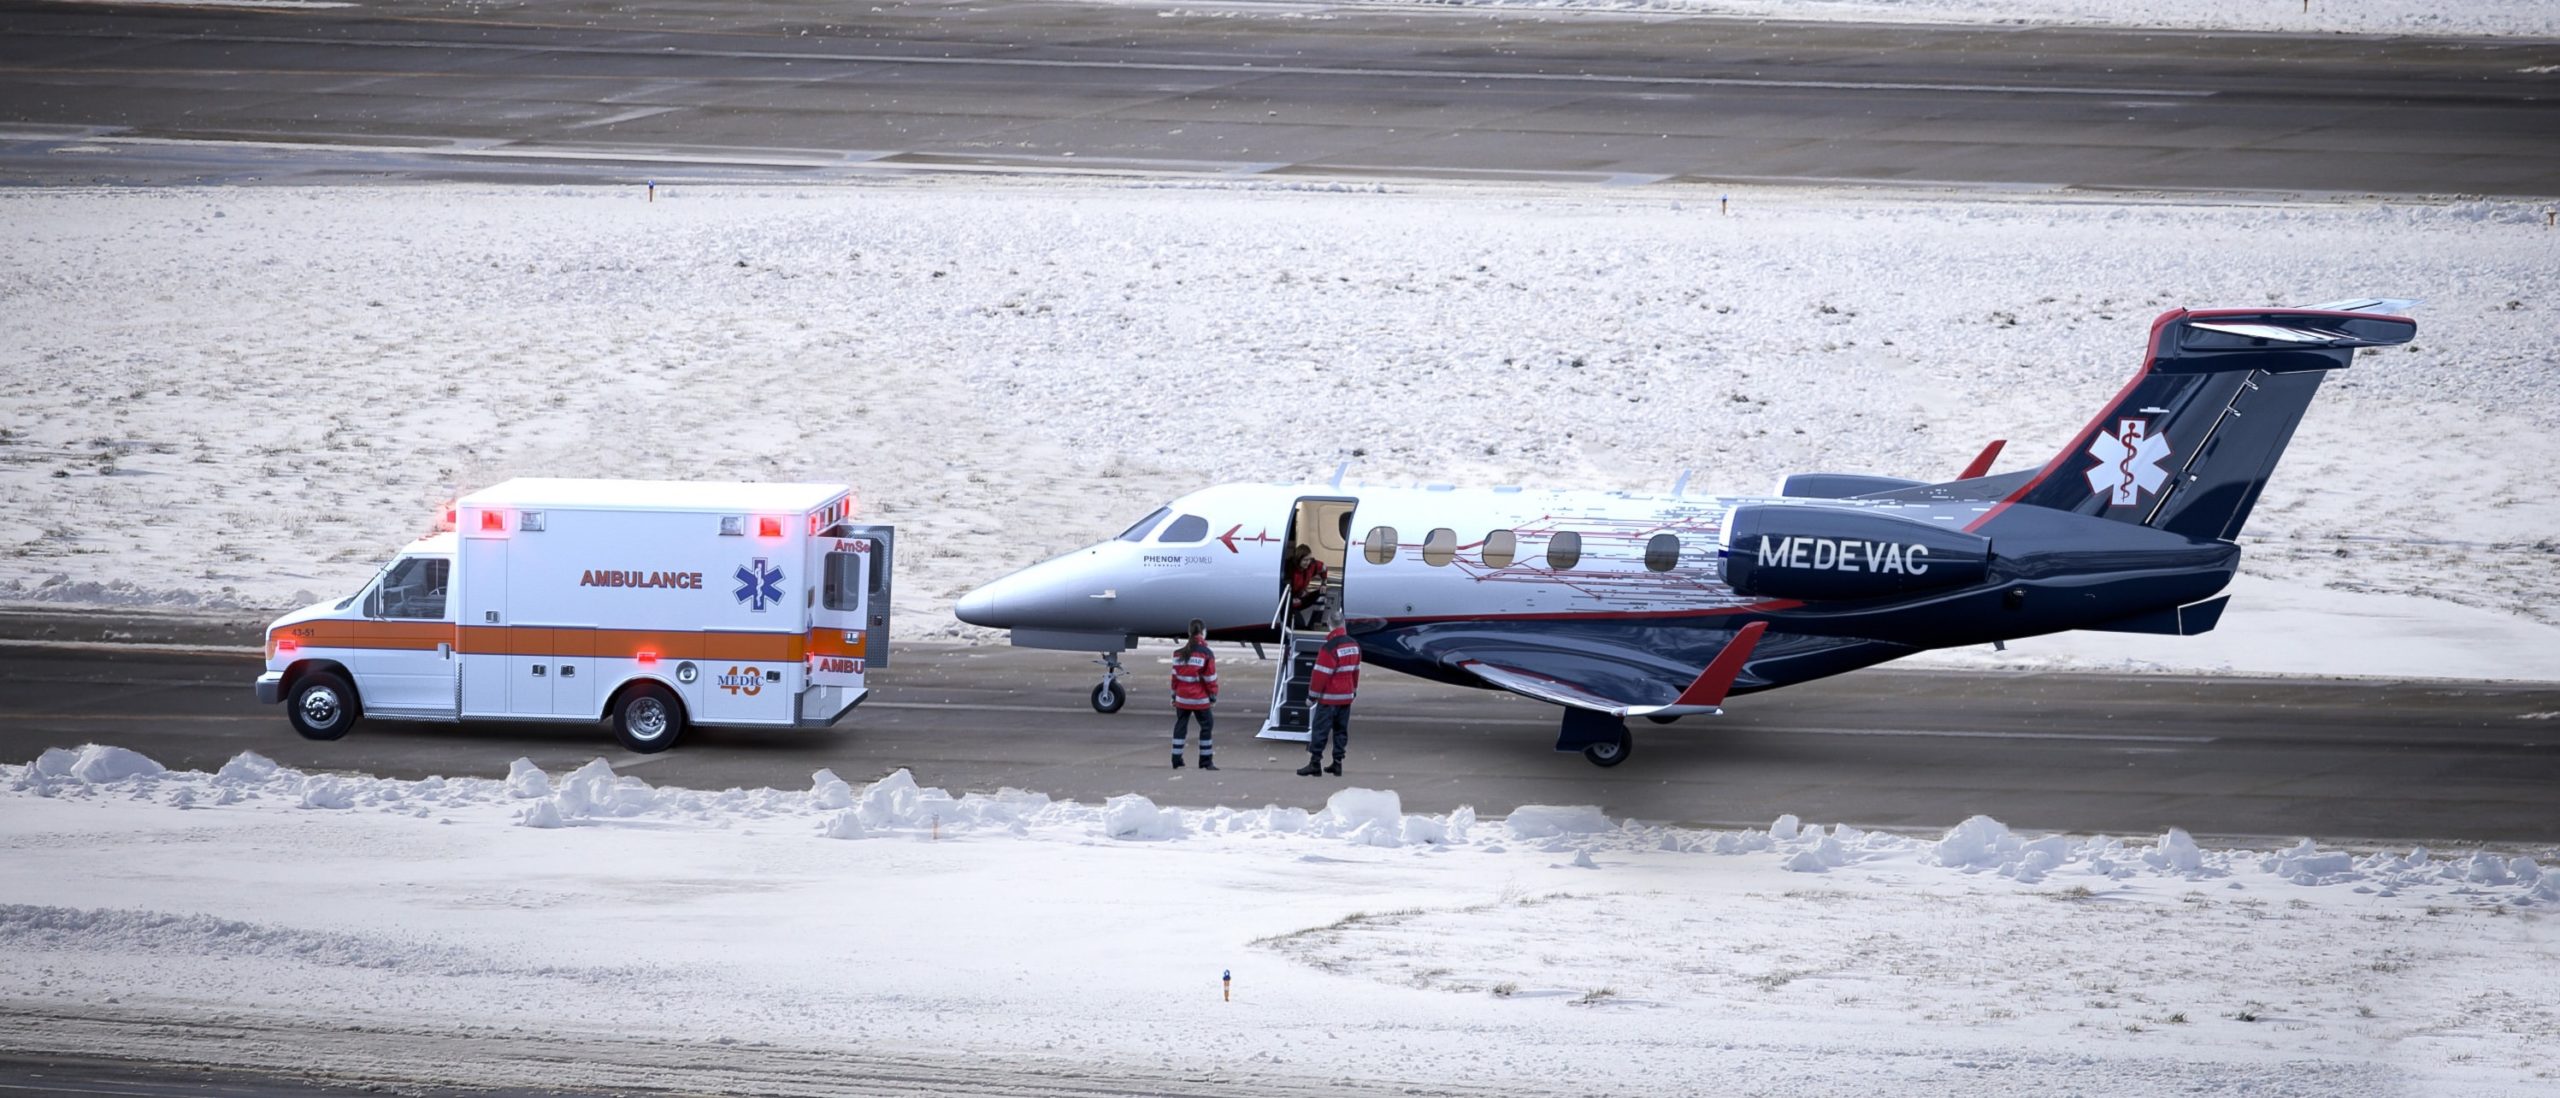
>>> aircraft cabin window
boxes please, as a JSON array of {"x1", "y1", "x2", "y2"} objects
[
  {"x1": 1116, "y1": 507, "x2": 1171, "y2": 542},
  {"x1": 1482, "y1": 530, "x2": 1517, "y2": 569},
  {"x1": 1363, "y1": 526, "x2": 1397, "y2": 566},
  {"x1": 1422, "y1": 528, "x2": 1457, "y2": 567},
  {"x1": 1546, "y1": 531, "x2": 1582, "y2": 571},
  {"x1": 1646, "y1": 533, "x2": 1681, "y2": 572},
  {"x1": 1157, "y1": 514, "x2": 1210, "y2": 543}
]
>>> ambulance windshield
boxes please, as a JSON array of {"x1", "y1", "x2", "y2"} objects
[{"x1": 334, "y1": 558, "x2": 396, "y2": 611}]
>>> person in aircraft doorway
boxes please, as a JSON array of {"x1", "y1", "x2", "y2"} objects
[
  {"x1": 1284, "y1": 544, "x2": 1329, "y2": 630},
  {"x1": 1297, "y1": 613, "x2": 1359, "y2": 777},
  {"x1": 1170, "y1": 619, "x2": 1219, "y2": 770}
]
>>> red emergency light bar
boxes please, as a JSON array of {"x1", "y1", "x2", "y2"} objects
[
  {"x1": 480, "y1": 510, "x2": 505, "y2": 532},
  {"x1": 758, "y1": 517, "x2": 783, "y2": 538}
]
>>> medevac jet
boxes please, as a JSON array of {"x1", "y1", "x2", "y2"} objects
[{"x1": 956, "y1": 302, "x2": 2416, "y2": 766}]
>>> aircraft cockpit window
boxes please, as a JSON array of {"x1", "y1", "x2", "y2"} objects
[
  {"x1": 1545, "y1": 531, "x2": 1582, "y2": 571},
  {"x1": 1422, "y1": 528, "x2": 1457, "y2": 567},
  {"x1": 1116, "y1": 507, "x2": 1172, "y2": 543},
  {"x1": 1157, "y1": 514, "x2": 1210, "y2": 543},
  {"x1": 1482, "y1": 530, "x2": 1517, "y2": 569},
  {"x1": 1645, "y1": 533, "x2": 1681, "y2": 572},
  {"x1": 1363, "y1": 526, "x2": 1398, "y2": 566}
]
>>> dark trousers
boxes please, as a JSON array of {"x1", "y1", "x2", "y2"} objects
[
  {"x1": 1172, "y1": 708, "x2": 1214, "y2": 758},
  {"x1": 1308, "y1": 704, "x2": 1349, "y2": 761}
]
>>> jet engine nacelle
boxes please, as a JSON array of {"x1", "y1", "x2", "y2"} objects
[{"x1": 1721, "y1": 505, "x2": 1991, "y2": 600}]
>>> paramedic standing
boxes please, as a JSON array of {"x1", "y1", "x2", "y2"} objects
[
  {"x1": 1298, "y1": 613, "x2": 1359, "y2": 777},
  {"x1": 1170, "y1": 619, "x2": 1219, "y2": 770}
]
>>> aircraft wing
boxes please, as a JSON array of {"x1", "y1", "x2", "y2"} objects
[{"x1": 1452, "y1": 623, "x2": 1767, "y2": 718}]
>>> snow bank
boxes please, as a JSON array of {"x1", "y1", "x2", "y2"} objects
[
  {"x1": 1506, "y1": 805, "x2": 1613, "y2": 839},
  {"x1": 1103, "y1": 794, "x2": 1182, "y2": 841},
  {"x1": 16, "y1": 745, "x2": 165, "y2": 791},
  {"x1": 504, "y1": 759, "x2": 550, "y2": 799},
  {"x1": 10, "y1": 745, "x2": 2559, "y2": 910}
]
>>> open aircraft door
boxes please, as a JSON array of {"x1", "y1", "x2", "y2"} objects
[{"x1": 1259, "y1": 496, "x2": 1355, "y2": 741}]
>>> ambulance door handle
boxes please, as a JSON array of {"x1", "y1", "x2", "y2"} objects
[
  {"x1": 560, "y1": 665, "x2": 575, "y2": 678},
  {"x1": 532, "y1": 664, "x2": 546, "y2": 677},
  {"x1": 436, "y1": 642, "x2": 451, "y2": 659}
]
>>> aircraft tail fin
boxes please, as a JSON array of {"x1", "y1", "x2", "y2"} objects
[{"x1": 1994, "y1": 302, "x2": 2415, "y2": 541}]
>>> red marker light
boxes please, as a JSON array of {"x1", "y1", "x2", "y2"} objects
[
  {"x1": 636, "y1": 650, "x2": 658, "y2": 666},
  {"x1": 758, "y1": 517, "x2": 782, "y2": 538},
  {"x1": 274, "y1": 637, "x2": 298, "y2": 654},
  {"x1": 480, "y1": 510, "x2": 504, "y2": 532}
]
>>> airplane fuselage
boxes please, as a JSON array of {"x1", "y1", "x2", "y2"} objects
[{"x1": 957, "y1": 479, "x2": 2239, "y2": 700}]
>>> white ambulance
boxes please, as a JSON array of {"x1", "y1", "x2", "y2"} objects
[{"x1": 253, "y1": 479, "x2": 893, "y2": 753}]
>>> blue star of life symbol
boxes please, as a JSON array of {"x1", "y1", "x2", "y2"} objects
[{"x1": 734, "y1": 558, "x2": 784, "y2": 612}]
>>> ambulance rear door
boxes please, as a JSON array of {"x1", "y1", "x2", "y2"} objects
[{"x1": 806, "y1": 531, "x2": 874, "y2": 694}]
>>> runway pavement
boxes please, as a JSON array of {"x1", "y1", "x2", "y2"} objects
[
  {"x1": 2, "y1": 0, "x2": 2556, "y2": 193},
  {"x1": 3, "y1": 610, "x2": 2555, "y2": 845}
]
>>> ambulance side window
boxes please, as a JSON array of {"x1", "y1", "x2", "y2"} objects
[
  {"x1": 378, "y1": 557, "x2": 449, "y2": 620},
  {"x1": 823, "y1": 551, "x2": 865, "y2": 612}
]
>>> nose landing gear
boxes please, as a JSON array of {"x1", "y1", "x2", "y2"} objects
[{"x1": 1090, "y1": 651, "x2": 1127, "y2": 714}]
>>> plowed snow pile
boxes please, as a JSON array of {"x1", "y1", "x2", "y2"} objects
[
  {"x1": 3, "y1": 182, "x2": 2555, "y2": 678},
  {"x1": 4, "y1": 746, "x2": 2557, "y2": 1096}
]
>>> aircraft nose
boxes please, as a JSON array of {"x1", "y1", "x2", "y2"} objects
[
  {"x1": 962, "y1": 552, "x2": 1121, "y2": 629},
  {"x1": 955, "y1": 579, "x2": 1008, "y2": 627}
]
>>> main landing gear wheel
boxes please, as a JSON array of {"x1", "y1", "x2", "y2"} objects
[
  {"x1": 1090, "y1": 650, "x2": 1127, "y2": 714},
  {"x1": 1091, "y1": 680, "x2": 1126, "y2": 714},
  {"x1": 287, "y1": 670, "x2": 360, "y2": 741},
  {"x1": 614, "y1": 683, "x2": 685, "y2": 754},
  {"x1": 1644, "y1": 714, "x2": 1681, "y2": 725},
  {"x1": 1582, "y1": 732, "x2": 1632, "y2": 768}
]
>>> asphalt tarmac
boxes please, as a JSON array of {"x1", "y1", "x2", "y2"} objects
[
  {"x1": 3, "y1": 0, "x2": 2556, "y2": 193},
  {"x1": 4, "y1": 611, "x2": 2555, "y2": 845}
]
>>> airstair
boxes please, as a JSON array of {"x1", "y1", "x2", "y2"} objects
[{"x1": 1256, "y1": 575, "x2": 1342, "y2": 742}]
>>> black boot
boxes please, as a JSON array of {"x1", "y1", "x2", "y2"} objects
[
  {"x1": 1171, "y1": 756, "x2": 1184, "y2": 769},
  {"x1": 1325, "y1": 760, "x2": 1343, "y2": 777},
  {"x1": 1296, "y1": 758, "x2": 1322, "y2": 777}
]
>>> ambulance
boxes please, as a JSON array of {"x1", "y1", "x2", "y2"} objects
[{"x1": 253, "y1": 479, "x2": 893, "y2": 753}]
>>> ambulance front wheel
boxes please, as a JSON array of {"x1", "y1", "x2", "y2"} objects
[
  {"x1": 1090, "y1": 681, "x2": 1126, "y2": 714},
  {"x1": 614, "y1": 683, "x2": 685, "y2": 754},
  {"x1": 287, "y1": 670, "x2": 360, "y2": 741}
]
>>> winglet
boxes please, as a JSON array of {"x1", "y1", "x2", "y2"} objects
[
  {"x1": 1957, "y1": 439, "x2": 2006, "y2": 480},
  {"x1": 1670, "y1": 622, "x2": 1767, "y2": 708}
]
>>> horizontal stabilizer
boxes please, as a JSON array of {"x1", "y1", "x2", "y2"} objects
[
  {"x1": 1778, "y1": 472, "x2": 1925, "y2": 498},
  {"x1": 2083, "y1": 596, "x2": 2230, "y2": 636},
  {"x1": 1957, "y1": 439, "x2": 2007, "y2": 480}
]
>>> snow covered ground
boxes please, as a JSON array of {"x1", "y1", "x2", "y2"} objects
[
  {"x1": 4, "y1": 745, "x2": 2556, "y2": 1096},
  {"x1": 3, "y1": 182, "x2": 2555, "y2": 679},
  {"x1": 1157, "y1": 0, "x2": 2560, "y2": 39}
]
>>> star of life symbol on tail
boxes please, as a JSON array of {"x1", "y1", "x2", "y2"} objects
[
  {"x1": 2084, "y1": 418, "x2": 2173, "y2": 507},
  {"x1": 734, "y1": 558, "x2": 784, "y2": 612}
]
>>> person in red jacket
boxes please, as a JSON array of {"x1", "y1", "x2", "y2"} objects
[
  {"x1": 1170, "y1": 619, "x2": 1219, "y2": 770},
  {"x1": 1297, "y1": 613, "x2": 1359, "y2": 777},
  {"x1": 1284, "y1": 544, "x2": 1330, "y2": 630}
]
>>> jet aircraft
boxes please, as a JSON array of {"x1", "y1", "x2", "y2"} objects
[{"x1": 957, "y1": 302, "x2": 2417, "y2": 765}]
